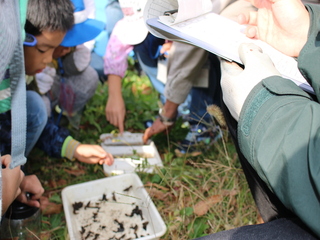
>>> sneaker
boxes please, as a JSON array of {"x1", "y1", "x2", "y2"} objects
[{"x1": 177, "y1": 123, "x2": 222, "y2": 154}]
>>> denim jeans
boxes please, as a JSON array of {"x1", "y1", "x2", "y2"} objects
[{"x1": 26, "y1": 91, "x2": 47, "y2": 156}]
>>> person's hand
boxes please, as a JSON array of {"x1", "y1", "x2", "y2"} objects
[
  {"x1": 221, "y1": 43, "x2": 281, "y2": 120},
  {"x1": 35, "y1": 72, "x2": 54, "y2": 94},
  {"x1": 160, "y1": 41, "x2": 173, "y2": 55},
  {"x1": 73, "y1": 144, "x2": 114, "y2": 165},
  {"x1": 16, "y1": 175, "x2": 44, "y2": 208},
  {"x1": 105, "y1": 95, "x2": 126, "y2": 133},
  {"x1": 105, "y1": 94, "x2": 126, "y2": 133},
  {"x1": 35, "y1": 66, "x2": 56, "y2": 94},
  {"x1": 143, "y1": 118, "x2": 170, "y2": 144},
  {"x1": 239, "y1": 0, "x2": 309, "y2": 57},
  {"x1": 143, "y1": 100, "x2": 179, "y2": 143},
  {"x1": 1, "y1": 155, "x2": 24, "y2": 215}
]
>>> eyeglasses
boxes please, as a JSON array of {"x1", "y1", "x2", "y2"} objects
[{"x1": 23, "y1": 33, "x2": 37, "y2": 47}]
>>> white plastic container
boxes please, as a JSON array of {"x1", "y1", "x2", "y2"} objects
[
  {"x1": 100, "y1": 132, "x2": 144, "y2": 146},
  {"x1": 62, "y1": 173, "x2": 167, "y2": 240},
  {"x1": 100, "y1": 132, "x2": 163, "y2": 176}
]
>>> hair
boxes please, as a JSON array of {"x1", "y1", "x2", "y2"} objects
[{"x1": 25, "y1": 0, "x2": 74, "y2": 35}]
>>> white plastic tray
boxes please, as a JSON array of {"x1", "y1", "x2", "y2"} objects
[
  {"x1": 100, "y1": 133, "x2": 163, "y2": 176},
  {"x1": 100, "y1": 131, "x2": 144, "y2": 146},
  {"x1": 62, "y1": 173, "x2": 167, "y2": 240}
]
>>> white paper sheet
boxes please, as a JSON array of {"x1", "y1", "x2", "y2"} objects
[{"x1": 144, "y1": 0, "x2": 313, "y2": 94}]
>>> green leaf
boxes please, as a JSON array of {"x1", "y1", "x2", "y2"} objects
[
  {"x1": 50, "y1": 213, "x2": 63, "y2": 229},
  {"x1": 181, "y1": 207, "x2": 194, "y2": 217},
  {"x1": 189, "y1": 217, "x2": 210, "y2": 238},
  {"x1": 49, "y1": 193, "x2": 62, "y2": 204},
  {"x1": 151, "y1": 174, "x2": 162, "y2": 183}
]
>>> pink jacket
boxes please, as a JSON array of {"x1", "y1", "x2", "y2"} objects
[{"x1": 103, "y1": 19, "x2": 134, "y2": 78}]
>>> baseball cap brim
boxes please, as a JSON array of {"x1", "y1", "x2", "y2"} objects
[
  {"x1": 61, "y1": 19, "x2": 105, "y2": 47},
  {"x1": 115, "y1": 18, "x2": 148, "y2": 45}
]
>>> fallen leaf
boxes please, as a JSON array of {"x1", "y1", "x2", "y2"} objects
[
  {"x1": 257, "y1": 214, "x2": 264, "y2": 224},
  {"x1": 40, "y1": 196, "x2": 63, "y2": 215},
  {"x1": 145, "y1": 188, "x2": 167, "y2": 201},
  {"x1": 194, "y1": 195, "x2": 223, "y2": 216},
  {"x1": 174, "y1": 149, "x2": 202, "y2": 158},
  {"x1": 221, "y1": 189, "x2": 239, "y2": 196},
  {"x1": 131, "y1": 84, "x2": 137, "y2": 94},
  {"x1": 39, "y1": 231, "x2": 52, "y2": 240},
  {"x1": 141, "y1": 86, "x2": 153, "y2": 95},
  {"x1": 191, "y1": 151, "x2": 202, "y2": 157},
  {"x1": 64, "y1": 168, "x2": 85, "y2": 176},
  {"x1": 144, "y1": 182, "x2": 169, "y2": 191},
  {"x1": 48, "y1": 179, "x2": 67, "y2": 189}
]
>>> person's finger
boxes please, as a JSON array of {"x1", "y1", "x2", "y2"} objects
[
  {"x1": 105, "y1": 106, "x2": 109, "y2": 121},
  {"x1": 15, "y1": 187, "x2": 22, "y2": 199},
  {"x1": 241, "y1": 11, "x2": 258, "y2": 39},
  {"x1": 16, "y1": 193, "x2": 28, "y2": 205},
  {"x1": 31, "y1": 189, "x2": 45, "y2": 200},
  {"x1": 27, "y1": 199, "x2": 41, "y2": 208},
  {"x1": 105, "y1": 156, "x2": 114, "y2": 166},
  {"x1": 245, "y1": 26, "x2": 258, "y2": 38},
  {"x1": 109, "y1": 114, "x2": 118, "y2": 127},
  {"x1": 118, "y1": 116, "x2": 124, "y2": 134},
  {"x1": 106, "y1": 113, "x2": 112, "y2": 124},
  {"x1": 238, "y1": 43, "x2": 263, "y2": 65},
  {"x1": 143, "y1": 127, "x2": 153, "y2": 144},
  {"x1": 104, "y1": 152, "x2": 114, "y2": 166},
  {"x1": 19, "y1": 170, "x2": 25, "y2": 185},
  {"x1": 220, "y1": 60, "x2": 244, "y2": 77},
  {"x1": 239, "y1": 43, "x2": 281, "y2": 76},
  {"x1": 1, "y1": 155, "x2": 9, "y2": 165},
  {"x1": 237, "y1": 13, "x2": 248, "y2": 25},
  {"x1": 93, "y1": 145, "x2": 108, "y2": 156},
  {"x1": 247, "y1": 11, "x2": 258, "y2": 25}
]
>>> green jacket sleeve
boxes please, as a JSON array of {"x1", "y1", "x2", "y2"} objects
[{"x1": 238, "y1": 4, "x2": 320, "y2": 237}]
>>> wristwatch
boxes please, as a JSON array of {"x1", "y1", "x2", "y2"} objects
[{"x1": 158, "y1": 108, "x2": 176, "y2": 126}]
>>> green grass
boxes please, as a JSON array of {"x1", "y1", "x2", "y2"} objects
[{"x1": 27, "y1": 65, "x2": 259, "y2": 240}]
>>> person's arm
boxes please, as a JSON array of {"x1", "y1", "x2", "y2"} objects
[
  {"x1": 105, "y1": 74, "x2": 126, "y2": 133},
  {"x1": 237, "y1": 71, "x2": 320, "y2": 239},
  {"x1": 221, "y1": 42, "x2": 320, "y2": 238},
  {"x1": 36, "y1": 118, "x2": 70, "y2": 158},
  {"x1": 143, "y1": 99, "x2": 179, "y2": 143},
  {"x1": 36, "y1": 119, "x2": 113, "y2": 165},
  {"x1": 165, "y1": 42, "x2": 208, "y2": 104},
  {"x1": 62, "y1": 44, "x2": 92, "y2": 75},
  {"x1": 297, "y1": 4, "x2": 320, "y2": 96},
  {"x1": 142, "y1": 42, "x2": 208, "y2": 143},
  {"x1": 236, "y1": 5, "x2": 320, "y2": 237},
  {"x1": 60, "y1": 136, "x2": 114, "y2": 165},
  {"x1": 1, "y1": 155, "x2": 24, "y2": 216},
  {"x1": 103, "y1": 20, "x2": 133, "y2": 133}
]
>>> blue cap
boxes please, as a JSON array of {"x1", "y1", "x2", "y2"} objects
[{"x1": 60, "y1": 0, "x2": 105, "y2": 47}]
